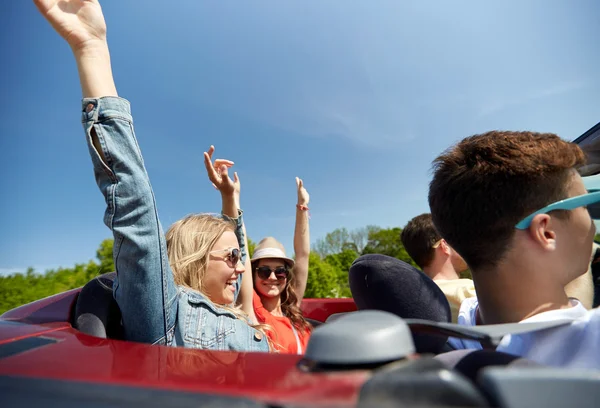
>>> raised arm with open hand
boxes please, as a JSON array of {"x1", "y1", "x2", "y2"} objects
[
  {"x1": 34, "y1": 0, "x2": 117, "y2": 98},
  {"x1": 203, "y1": 146, "x2": 256, "y2": 321},
  {"x1": 34, "y1": 0, "x2": 106, "y2": 50},
  {"x1": 203, "y1": 145, "x2": 239, "y2": 217}
]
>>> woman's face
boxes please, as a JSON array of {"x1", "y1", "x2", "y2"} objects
[
  {"x1": 204, "y1": 230, "x2": 244, "y2": 305},
  {"x1": 254, "y1": 258, "x2": 288, "y2": 299}
]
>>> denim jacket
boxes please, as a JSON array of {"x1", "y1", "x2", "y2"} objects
[{"x1": 81, "y1": 96, "x2": 268, "y2": 352}]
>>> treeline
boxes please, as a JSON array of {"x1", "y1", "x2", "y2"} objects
[
  {"x1": 0, "y1": 240, "x2": 115, "y2": 315},
  {"x1": 0, "y1": 225, "x2": 429, "y2": 314},
  {"x1": 302, "y1": 226, "x2": 419, "y2": 298}
]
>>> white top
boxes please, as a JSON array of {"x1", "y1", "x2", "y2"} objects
[
  {"x1": 447, "y1": 296, "x2": 483, "y2": 350},
  {"x1": 449, "y1": 297, "x2": 600, "y2": 369}
]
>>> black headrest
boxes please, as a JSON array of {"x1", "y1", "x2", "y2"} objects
[
  {"x1": 358, "y1": 357, "x2": 489, "y2": 407},
  {"x1": 452, "y1": 350, "x2": 543, "y2": 383},
  {"x1": 74, "y1": 272, "x2": 123, "y2": 339},
  {"x1": 349, "y1": 254, "x2": 452, "y2": 353}
]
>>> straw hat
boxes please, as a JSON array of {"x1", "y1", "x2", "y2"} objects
[{"x1": 250, "y1": 237, "x2": 295, "y2": 268}]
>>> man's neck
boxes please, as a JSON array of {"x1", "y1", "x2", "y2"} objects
[
  {"x1": 474, "y1": 261, "x2": 571, "y2": 324},
  {"x1": 423, "y1": 259, "x2": 460, "y2": 281}
]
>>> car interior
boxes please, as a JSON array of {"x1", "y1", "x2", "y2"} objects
[{"x1": 17, "y1": 120, "x2": 600, "y2": 407}]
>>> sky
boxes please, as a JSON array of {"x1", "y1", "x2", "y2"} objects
[{"x1": 1, "y1": 0, "x2": 599, "y2": 275}]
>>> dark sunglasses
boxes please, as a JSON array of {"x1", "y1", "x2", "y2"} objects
[
  {"x1": 209, "y1": 247, "x2": 241, "y2": 266},
  {"x1": 255, "y1": 266, "x2": 289, "y2": 280}
]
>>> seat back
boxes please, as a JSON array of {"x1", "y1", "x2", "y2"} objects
[
  {"x1": 349, "y1": 254, "x2": 452, "y2": 353},
  {"x1": 435, "y1": 350, "x2": 542, "y2": 383},
  {"x1": 73, "y1": 272, "x2": 123, "y2": 339},
  {"x1": 358, "y1": 357, "x2": 490, "y2": 407}
]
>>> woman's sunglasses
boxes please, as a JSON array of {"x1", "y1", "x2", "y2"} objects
[
  {"x1": 209, "y1": 247, "x2": 242, "y2": 266},
  {"x1": 255, "y1": 266, "x2": 289, "y2": 280}
]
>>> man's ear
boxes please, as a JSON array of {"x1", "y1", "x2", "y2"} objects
[
  {"x1": 440, "y1": 239, "x2": 452, "y2": 255},
  {"x1": 529, "y1": 214, "x2": 557, "y2": 251}
]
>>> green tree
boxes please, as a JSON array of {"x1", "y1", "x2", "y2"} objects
[
  {"x1": 247, "y1": 237, "x2": 256, "y2": 259},
  {"x1": 304, "y1": 253, "x2": 342, "y2": 298},
  {"x1": 324, "y1": 249, "x2": 358, "y2": 297},
  {"x1": 313, "y1": 227, "x2": 351, "y2": 257},
  {"x1": 0, "y1": 240, "x2": 114, "y2": 315},
  {"x1": 362, "y1": 227, "x2": 417, "y2": 267},
  {"x1": 96, "y1": 238, "x2": 115, "y2": 273}
]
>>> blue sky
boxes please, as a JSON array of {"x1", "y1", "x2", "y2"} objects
[{"x1": 1, "y1": 0, "x2": 599, "y2": 275}]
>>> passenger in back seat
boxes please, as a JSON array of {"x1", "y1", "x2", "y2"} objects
[
  {"x1": 429, "y1": 131, "x2": 600, "y2": 368},
  {"x1": 401, "y1": 213, "x2": 474, "y2": 323}
]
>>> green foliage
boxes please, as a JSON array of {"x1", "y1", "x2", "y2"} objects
[
  {"x1": 362, "y1": 227, "x2": 417, "y2": 267},
  {"x1": 313, "y1": 225, "x2": 380, "y2": 257},
  {"x1": 97, "y1": 239, "x2": 115, "y2": 272},
  {"x1": 304, "y1": 253, "x2": 341, "y2": 298},
  {"x1": 247, "y1": 237, "x2": 256, "y2": 258},
  {"x1": 0, "y1": 239, "x2": 114, "y2": 315},
  {"x1": 324, "y1": 249, "x2": 358, "y2": 298},
  {"x1": 308, "y1": 225, "x2": 418, "y2": 297}
]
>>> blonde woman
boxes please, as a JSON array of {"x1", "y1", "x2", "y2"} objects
[{"x1": 34, "y1": 0, "x2": 268, "y2": 351}]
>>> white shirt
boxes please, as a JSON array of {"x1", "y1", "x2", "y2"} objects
[
  {"x1": 447, "y1": 296, "x2": 483, "y2": 350},
  {"x1": 450, "y1": 297, "x2": 600, "y2": 369}
]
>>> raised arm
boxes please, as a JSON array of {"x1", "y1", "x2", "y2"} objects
[
  {"x1": 203, "y1": 148, "x2": 257, "y2": 322},
  {"x1": 34, "y1": 0, "x2": 117, "y2": 98},
  {"x1": 293, "y1": 177, "x2": 310, "y2": 304},
  {"x1": 34, "y1": 0, "x2": 178, "y2": 345}
]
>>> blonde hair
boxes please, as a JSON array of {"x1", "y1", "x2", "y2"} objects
[
  {"x1": 166, "y1": 214, "x2": 233, "y2": 293},
  {"x1": 166, "y1": 213, "x2": 274, "y2": 349}
]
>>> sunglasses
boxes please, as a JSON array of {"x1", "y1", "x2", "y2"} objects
[
  {"x1": 255, "y1": 266, "x2": 289, "y2": 280},
  {"x1": 209, "y1": 247, "x2": 242, "y2": 266},
  {"x1": 515, "y1": 190, "x2": 600, "y2": 229}
]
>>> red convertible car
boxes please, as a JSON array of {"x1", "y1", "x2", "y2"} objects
[{"x1": 2, "y1": 121, "x2": 600, "y2": 408}]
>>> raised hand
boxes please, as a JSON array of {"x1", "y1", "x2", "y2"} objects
[
  {"x1": 203, "y1": 145, "x2": 239, "y2": 198},
  {"x1": 34, "y1": 0, "x2": 107, "y2": 52},
  {"x1": 296, "y1": 177, "x2": 309, "y2": 207}
]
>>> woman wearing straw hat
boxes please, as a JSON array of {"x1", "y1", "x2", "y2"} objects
[
  {"x1": 208, "y1": 154, "x2": 312, "y2": 354},
  {"x1": 250, "y1": 178, "x2": 312, "y2": 354}
]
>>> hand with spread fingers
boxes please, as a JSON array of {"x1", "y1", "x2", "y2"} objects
[
  {"x1": 34, "y1": 0, "x2": 107, "y2": 53},
  {"x1": 203, "y1": 145, "x2": 239, "y2": 199}
]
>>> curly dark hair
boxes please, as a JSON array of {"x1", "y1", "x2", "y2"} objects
[{"x1": 280, "y1": 267, "x2": 312, "y2": 333}]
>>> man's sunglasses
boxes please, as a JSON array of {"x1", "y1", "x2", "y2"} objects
[
  {"x1": 209, "y1": 247, "x2": 242, "y2": 266},
  {"x1": 255, "y1": 266, "x2": 289, "y2": 280},
  {"x1": 515, "y1": 190, "x2": 600, "y2": 229}
]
